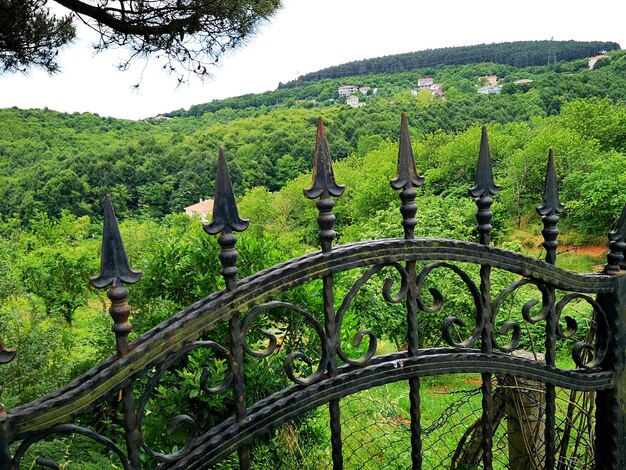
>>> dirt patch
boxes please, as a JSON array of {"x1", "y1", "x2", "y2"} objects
[
  {"x1": 559, "y1": 245, "x2": 605, "y2": 258},
  {"x1": 465, "y1": 378, "x2": 483, "y2": 386}
]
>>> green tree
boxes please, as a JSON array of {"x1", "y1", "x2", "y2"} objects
[
  {"x1": 20, "y1": 243, "x2": 96, "y2": 325},
  {"x1": 0, "y1": 0, "x2": 74, "y2": 73},
  {"x1": 1, "y1": 0, "x2": 281, "y2": 77}
]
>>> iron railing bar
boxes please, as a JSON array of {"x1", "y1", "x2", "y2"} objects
[
  {"x1": 469, "y1": 126, "x2": 500, "y2": 470},
  {"x1": 204, "y1": 148, "x2": 251, "y2": 469},
  {"x1": 538, "y1": 149, "x2": 563, "y2": 470},
  {"x1": 304, "y1": 118, "x2": 345, "y2": 469},
  {"x1": 392, "y1": 113, "x2": 425, "y2": 469}
]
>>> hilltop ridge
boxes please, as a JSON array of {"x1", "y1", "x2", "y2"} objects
[{"x1": 279, "y1": 40, "x2": 620, "y2": 87}]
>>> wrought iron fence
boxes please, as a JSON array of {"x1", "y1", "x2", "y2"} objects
[{"x1": 1, "y1": 113, "x2": 626, "y2": 469}]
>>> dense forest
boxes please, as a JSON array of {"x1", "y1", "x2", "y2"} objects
[
  {"x1": 1, "y1": 42, "x2": 626, "y2": 467},
  {"x1": 280, "y1": 40, "x2": 620, "y2": 86},
  {"x1": 1, "y1": 46, "x2": 625, "y2": 226}
]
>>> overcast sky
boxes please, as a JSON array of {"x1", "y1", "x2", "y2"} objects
[{"x1": 1, "y1": 0, "x2": 625, "y2": 120}]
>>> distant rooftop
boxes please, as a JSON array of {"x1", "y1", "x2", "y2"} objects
[{"x1": 185, "y1": 199, "x2": 214, "y2": 216}]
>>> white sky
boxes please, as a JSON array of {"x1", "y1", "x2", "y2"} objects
[{"x1": 1, "y1": 0, "x2": 625, "y2": 121}]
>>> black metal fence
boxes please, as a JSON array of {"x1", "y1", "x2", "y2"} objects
[{"x1": 1, "y1": 114, "x2": 626, "y2": 469}]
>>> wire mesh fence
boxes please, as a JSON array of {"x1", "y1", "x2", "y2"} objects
[{"x1": 256, "y1": 375, "x2": 596, "y2": 469}]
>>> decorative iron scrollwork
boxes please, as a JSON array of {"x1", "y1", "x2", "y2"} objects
[
  {"x1": 242, "y1": 301, "x2": 330, "y2": 386},
  {"x1": 11, "y1": 424, "x2": 130, "y2": 469},
  {"x1": 415, "y1": 262, "x2": 483, "y2": 348},
  {"x1": 491, "y1": 279, "x2": 554, "y2": 352},
  {"x1": 335, "y1": 262, "x2": 408, "y2": 366},
  {"x1": 555, "y1": 294, "x2": 608, "y2": 369},
  {"x1": 135, "y1": 340, "x2": 234, "y2": 463}
]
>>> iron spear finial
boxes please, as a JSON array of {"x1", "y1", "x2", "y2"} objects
[
  {"x1": 303, "y1": 117, "x2": 345, "y2": 200},
  {"x1": 204, "y1": 148, "x2": 249, "y2": 235},
  {"x1": 469, "y1": 126, "x2": 500, "y2": 246},
  {"x1": 390, "y1": 113, "x2": 424, "y2": 240},
  {"x1": 390, "y1": 113, "x2": 425, "y2": 190},
  {"x1": 469, "y1": 126, "x2": 501, "y2": 199},
  {"x1": 90, "y1": 195, "x2": 142, "y2": 289},
  {"x1": 537, "y1": 149, "x2": 564, "y2": 217},
  {"x1": 537, "y1": 149, "x2": 564, "y2": 265}
]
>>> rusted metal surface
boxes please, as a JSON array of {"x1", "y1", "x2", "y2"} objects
[
  {"x1": 1, "y1": 114, "x2": 625, "y2": 469},
  {"x1": 204, "y1": 148, "x2": 251, "y2": 469},
  {"x1": 90, "y1": 195, "x2": 142, "y2": 469}
]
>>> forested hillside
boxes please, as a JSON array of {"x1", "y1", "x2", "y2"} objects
[
  {"x1": 1, "y1": 47, "x2": 625, "y2": 227},
  {"x1": 281, "y1": 40, "x2": 620, "y2": 86}
]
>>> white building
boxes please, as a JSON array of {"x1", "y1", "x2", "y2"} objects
[
  {"x1": 338, "y1": 85, "x2": 359, "y2": 96},
  {"x1": 346, "y1": 95, "x2": 362, "y2": 108}
]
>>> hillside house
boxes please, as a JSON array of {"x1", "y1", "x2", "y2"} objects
[
  {"x1": 359, "y1": 87, "x2": 371, "y2": 95},
  {"x1": 514, "y1": 79, "x2": 533, "y2": 85},
  {"x1": 588, "y1": 55, "x2": 609, "y2": 69},
  {"x1": 184, "y1": 198, "x2": 214, "y2": 222},
  {"x1": 418, "y1": 77, "x2": 434, "y2": 89},
  {"x1": 480, "y1": 75, "x2": 498, "y2": 86},
  {"x1": 412, "y1": 83, "x2": 445, "y2": 98},
  {"x1": 346, "y1": 95, "x2": 364, "y2": 108},
  {"x1": 338, "y1": 85, "x2": 359, "y2": 96}
]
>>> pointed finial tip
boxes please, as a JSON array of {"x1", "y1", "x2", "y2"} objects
[
  {"x1": 91, "y1": 196, "x2": 142, "y2": 289},
  {"x1": 204, "y1": 148, "x2": 249, "y2": 235},
  {"x1": 537, "y1": 148, "x2": 564, "y2": 216},
  {"x1": 304, "y1": 117, "x2": 345, "y2": 199},
  {"x1": 391, "y1": 113, "x2": 424, "y2": 190},
  {"x1": 469, "y1": 125, "x2": 500, "y2": 198}
]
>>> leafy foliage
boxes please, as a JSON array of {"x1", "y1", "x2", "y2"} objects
[{"x1": 0, "y1": 0, "x2": 75, "y2": 73}]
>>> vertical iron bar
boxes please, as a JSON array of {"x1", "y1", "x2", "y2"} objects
[
  {"x1": 537, "y1": 149, "x2": 563, "y2": 470},
  {"x1": 469, "y1": 126, "x2": 500, "y2": 470},
  {"x1": 596, "y1": 274, "x2": 626, "y2": 470},
  {"x1": 91, "y1": 196, "x2": 142, "y2": 470},
  {"x1": 220, "y1": 232, "x2": 251, "y2": 469},
  {"x1": 108, "y1": 285, "x2": 142, "y2": 470},
  {"x1": 596, "y1": 205, "x2": 626, "y2": 469},
  {"x1": 401, "y1": 184, "x2": 422, "y2": 470},
  {"x1": 391, "y1": 114, "x2": 425, "y2": 469},
  {"x1": 304, "y1": 119, "x2": 345, "y2": 469},
  {"x1": 204, "y1": 149, "x2": 250, "y2": 469},
  {"x1": 317, "y1": 196, "x2": 343, "y2": 469}
]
